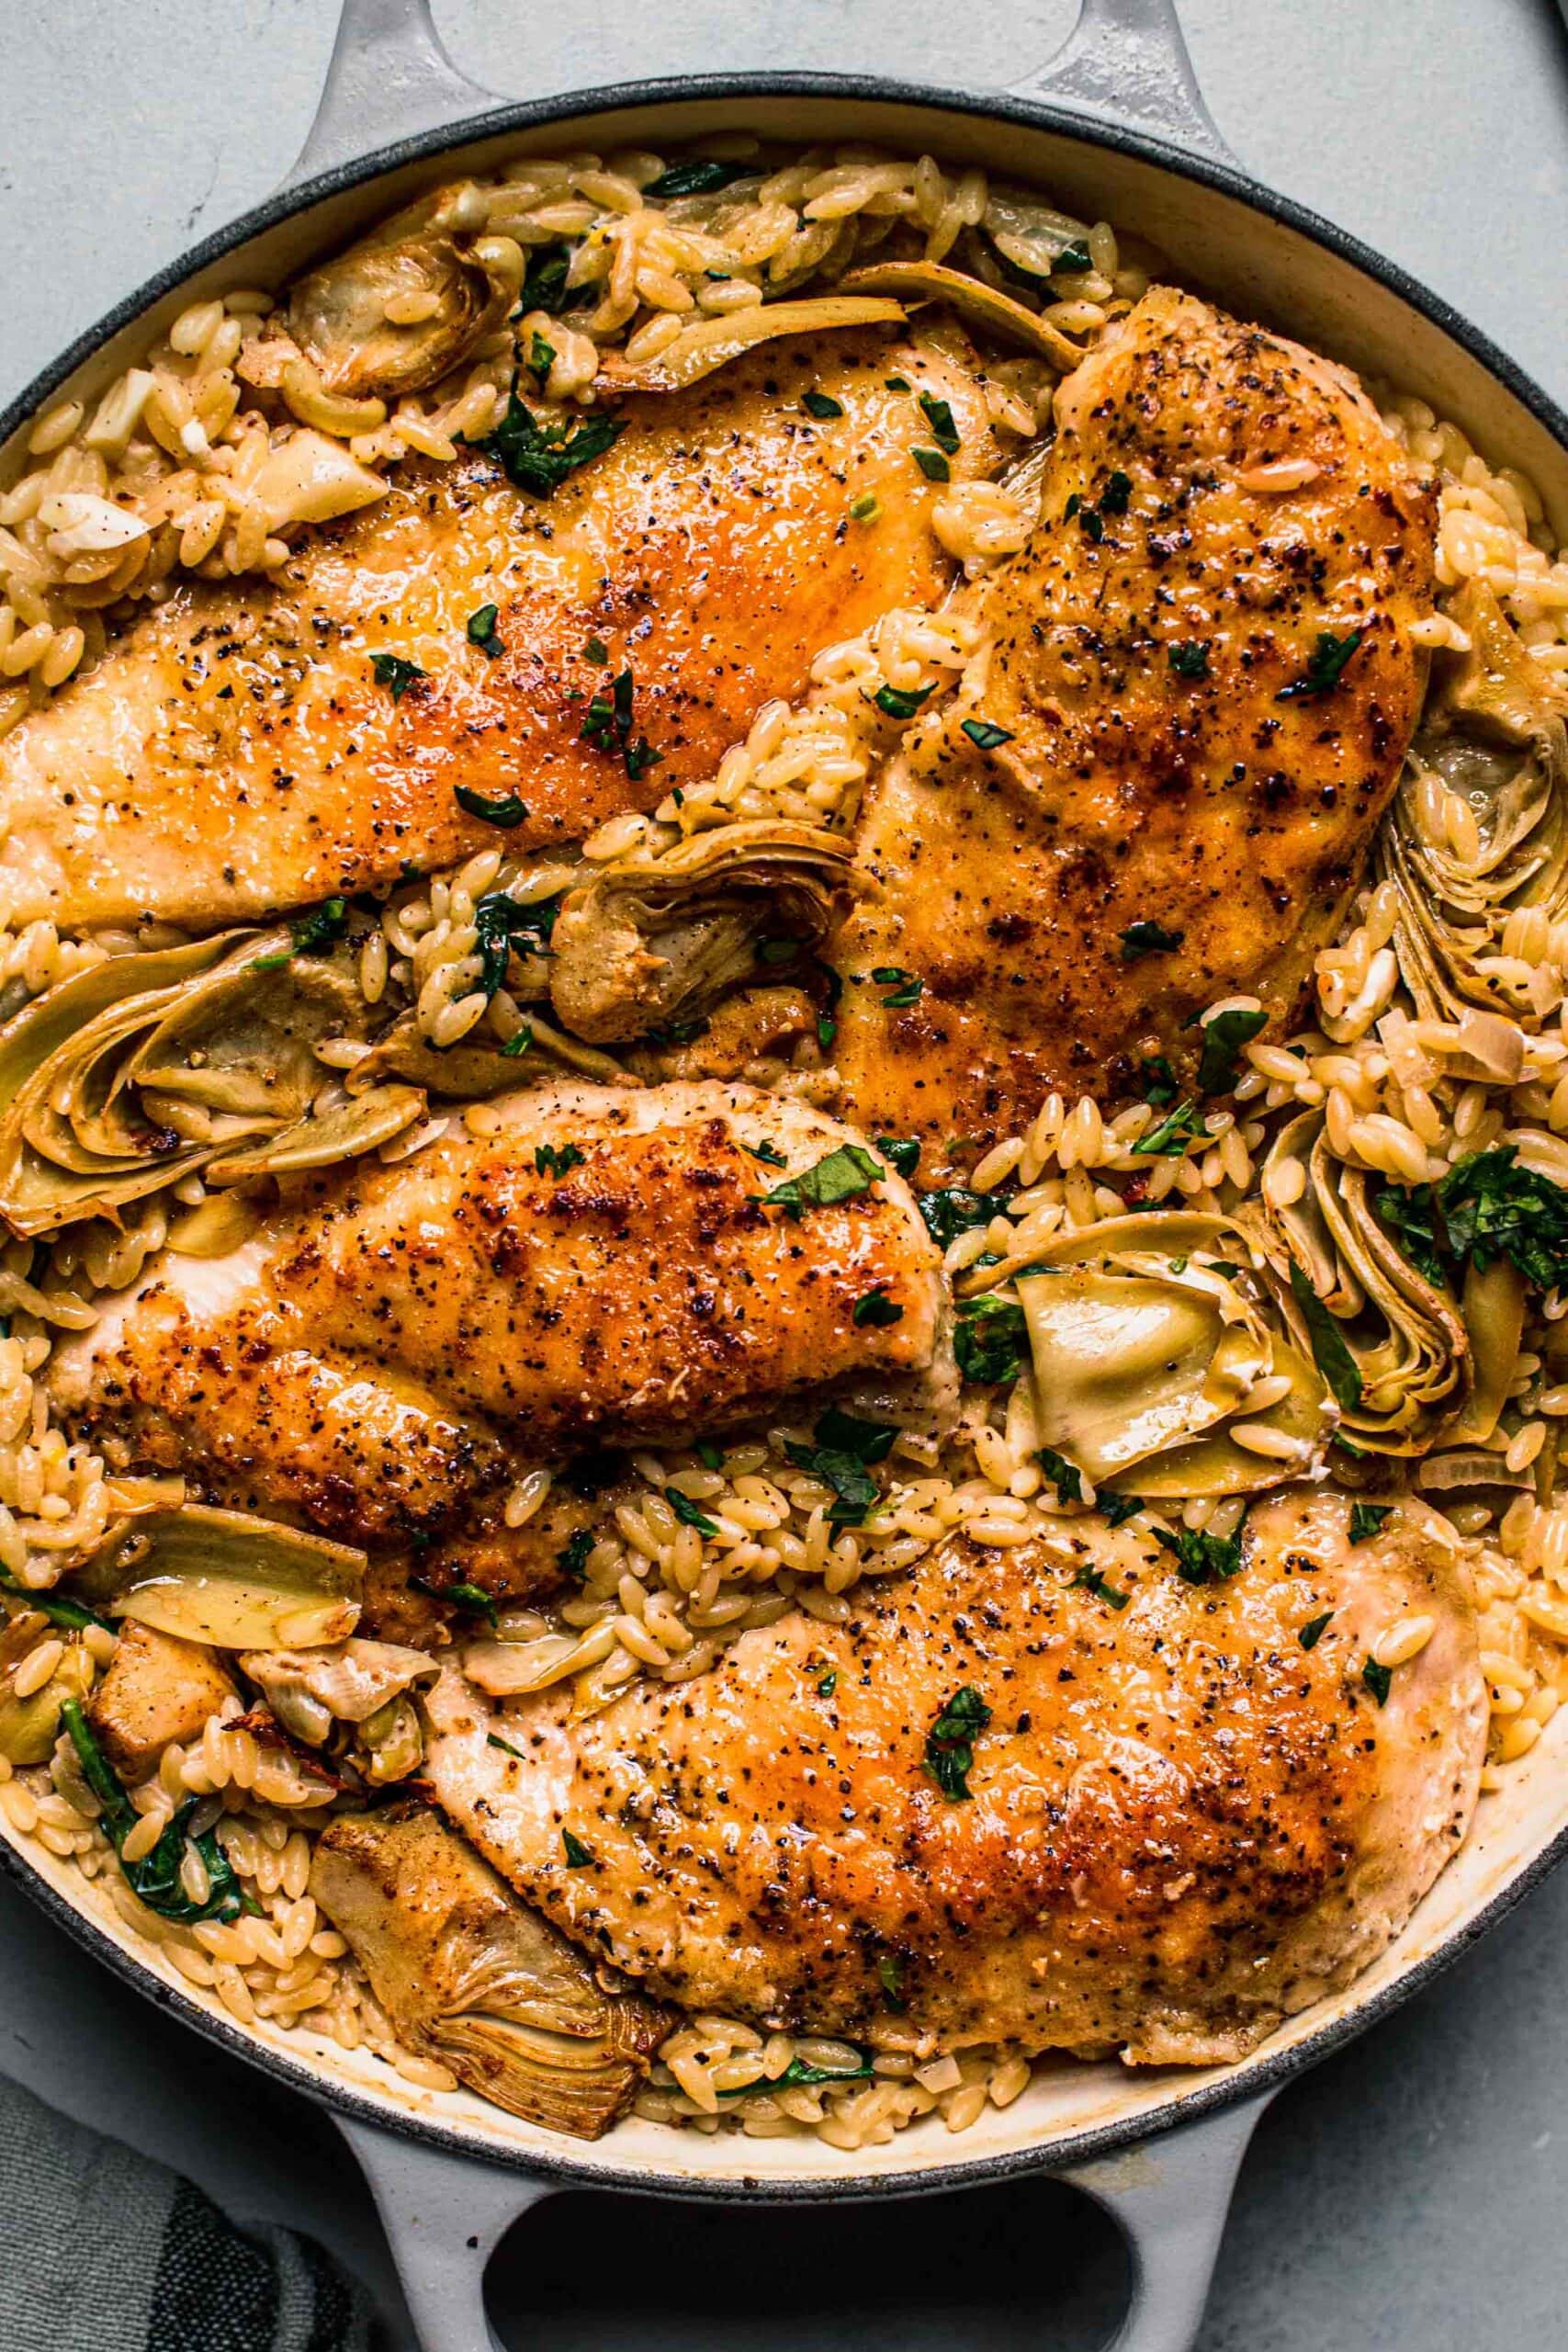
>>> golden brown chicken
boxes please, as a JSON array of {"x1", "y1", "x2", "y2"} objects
[
  {"x1": 0, "y1": 335, "x2": 994, "y2": 934},
  {"x1": 831, "y1": 288, "x2": 1438, "y2": 1170},
  {"x1": 423, "y1": 1488, "x2": 1483, "y2": 2063},
  {"x1": 46, "y1": 1081, "x2": 951, "y2": 1576}
]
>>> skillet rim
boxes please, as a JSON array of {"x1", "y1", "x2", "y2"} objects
[{"x1": 2, "y1": 64, "x2": 1567, "y2": 2199}]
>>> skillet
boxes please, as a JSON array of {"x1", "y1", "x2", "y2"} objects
[{"x1": 2, "y1": 3, "x2": 1567, "y2": 2346}]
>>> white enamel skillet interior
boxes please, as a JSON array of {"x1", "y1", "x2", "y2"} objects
[{"x1": 3, "y1": 4, "x2": 1568, "y2": 2346}]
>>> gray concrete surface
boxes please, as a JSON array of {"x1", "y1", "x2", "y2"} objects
[{"x1": 1, "y1": 3, "x2": 1567, "y2": 2346}]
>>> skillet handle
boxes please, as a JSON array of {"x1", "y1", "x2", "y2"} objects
[
  {"x1": 336, "y1": 2112, "x2": 558, "y2": 2352},
  {"x1": 1064, "y1": 2088, "x2": 1275, "y2": 2352},
  {"x1": 281, "y1": 0, "x2": 500, "y2": 192},
  {"x1": 1006, "y1": 0, "x2": 1237, "y2": 166}
]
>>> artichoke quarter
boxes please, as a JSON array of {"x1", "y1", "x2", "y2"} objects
[{"x1": 311, "y1": 1805, "x2": 667, "y2": 2137}]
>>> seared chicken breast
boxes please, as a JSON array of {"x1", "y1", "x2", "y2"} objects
[
  {"x1": 0, "y1": 335, "x2": 995, "y2": 933},
  {"x1": 46, "y1": 1081, "x2": 951, "y2": 1561},
  {"x1": 423, "y1": 1488, "x2": 1483, "y2": 2063},
  {"x1": 832, "y1": 288, "x2": 1438, "y2": 1166}
]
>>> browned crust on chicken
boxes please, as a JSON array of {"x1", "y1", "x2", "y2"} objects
[
  {"x1": 832, "y1": 288, "x2": 1438, "y2": 1171},
  {"x1": 424, "y1": 1488, "x2": 1483, "y2": 2064}
]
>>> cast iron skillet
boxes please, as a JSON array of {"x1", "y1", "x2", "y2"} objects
[{"x1": 3, "y1": 5, "x2": 1567, "y2": 2347}]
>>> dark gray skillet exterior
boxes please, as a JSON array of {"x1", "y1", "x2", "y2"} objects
[{"x1": 3, "y1": 60, "x2": 1568, "y2": 2218}]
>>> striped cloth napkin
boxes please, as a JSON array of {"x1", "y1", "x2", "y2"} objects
[{"x1": 0, "y1": 2076, "x2": 370, "y2": 2352}]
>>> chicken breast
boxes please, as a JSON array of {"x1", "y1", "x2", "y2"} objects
[
  {"x1": 423, "y1": 1487, "x2": 1483, "y2": 2063},
  {"x1": 46, "y1": 1081, "x2": 952, "y2": 1566},
  {"x1": 832, "y1": 288, "x2": 1438, "y2": 1170},
  {"x1": 0, "y1": 334, "x2": 995, "y2": 933}
]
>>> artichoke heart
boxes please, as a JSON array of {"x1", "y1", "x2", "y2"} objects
[
  {"x1": 548, "y1": 820, "x2": 855, "y2": 1046},
  {"x1": 288, "y1": 185, "x2": 515, "y2": 403},
  {"x1": 239, "y1": 1637, "x2": 437, "y2": 1747},
  {"x1": 1012, "y1": 1212, "x2": 1326, "y2": 1498},
  {"x1": 74, "y1": 1505, "x2": 366, "y2": 1650},
  {"x1": 0, "y1": 929, "x2": 390, "y2": 1234},
  {"x1": 1260, "y1": 1110, "x2": 1474, "y2": 1453},
  {"x1": 310, "y1": 1805, "x2": 668, "y2": 2137},
  {"x1": 1382, "y1": 580, "x2": 1568, "y2": 1025},
  {"x1": 593, "y1": 295, "x2": 906, "y2": 396}
]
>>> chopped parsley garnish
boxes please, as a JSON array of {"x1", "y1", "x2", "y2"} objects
[
  {"x1": 428, "y1": 1580, "x2": 499, "y2": 1623},
  {"x1": 1168, "y1": 639, "x2": 1212, "y2": 680},
  {"x1": 472, "y1": 888, "x2": 559, "y2": 997},
  {"x1": 1289, "y1": 1261, "x2": 1365, "y2": 1411},
  {"x1": 803, "y1": 390, "x2": 844, "y2": 421},
  {"x1": 479, "y1": 390, "x2": 626, "y2": 500},
  {"x1": 853, "y1": 1287, "x2": 903, "y2": 1329},
  {"x1": 1349, "y1": 1502, "x2": 1393, "y2": 1545},
  {"x1": 254, "y1": 894, "x2": 352, "y2": 969},
  {"x1": 1362, "y1": 1657, "x2": 1393, "y2": 1707},
  {"x1": 488, "y1": 1733, "x2": 528, "y2": 1762},
  {"x1": 874, "y1": 1136, "x2": 921, "y2": 1179},
  {"x1": 1134, "y1": 1101, "x2": 1210, "y2": 1158},
  {"x1": 561, "y1": 1829, "x2": 595, "y2": 1867},
  {"x1": 1037, "y1": 1448, "x2": 1086, "y2": 1509},
  {"x1": 953, "y1": 1295, "x2": 1028, "y2": 1385},
  {"x1": 557, "y1": 1529, "x2": 595, "y2": 1582},
  {"x1": 1073, "y1": 1565, "x2": 1130, "y2": 1610},
  {"x1": 527, "y1": 331, "x2": 556, "y2": 379},
  {"x1": 850, "y1": 493, "x2": 880, "y2": 522},
  {"x1": 666, "y1": 1487, "x2": 720, "y2": 1538},
  {"x1": 1152, "y1": 1516, "x2": 1248, "y2": 1586},
  {"x1": 784, "y1": 1406, "x2": 895, "y2": 1529},
  {"x1": 760, "y1": 1142, "x2": 882, "y2": 1219},
  {"x1": 876, "y1": 1952, "x2": 907, "y2": 2007},
  {"x1": 467, "y1": 603, "x2": 504, "y2": 658},
  {"x1": 370, "y1": 651, "x2": 425, "y2": 702},
  {"x1": 1138, "y1": 1054, "x2": 1179, "y2": 1107},
  {"x1": 534, "y1": 1142, "x2": 586, "y2": 1176},
  {"x1": 1277, "y1": 627, "x2": 1363, "y2": 701},
  {"x1": 1196, "y1": 1006, "x2": 1268, "y2": 1095},
  {"x1": 961, "y1": 718, "x2": 1015, "y2": 751},
  {"x1": 1054, "y1": 238, "x2": 1093, "y2": 271},
  {"x1": 1299, "y1": 1610, "x2": 1334, "y2": 1651},
  {"x1": 583, "y1": 636, "x2": 609, "y2": 666},
  {"x1": 1119, "y1": 919, "x2": 1185, "y2": 963},
  {"x1": 873, "y1": 682, "x2": 934, "y2": 721},
  {"x1": 913, "y1": 447, "x2": 951, "y2": 482},
  {"x1": 723, "y1": 2052, "x2": 873, "y2": 2098},
  {"x1": 923, "y1": 1685, "x2": 991, "y2": 1802},
  {"x1": 1100, "y1": 1492, "x2": 1145, "y2": 1527},
  {"x1": 871, "y1": 966, "x2": 922, "y2": 1007},
  {"x1": 916, "y1": 1187, "x2": 991, "y2": 1248},
  {"x1": 818, "y1": 1670, "x2": 838, "y2": 1698},
  {"x1": 1381, "y1": 1146, "x2": 1568, "y2": 1295},
  {"x1": 455, "y1": 785, "x2": 528, "y2": 829},
  {"x1": 885, "y1": 375, "x2": 911, "y2": 391},
  {"x1": 745, "y1": 1138, "x2": 788, "y2": 1167},
  {"x1": 918, "y1": 392, "x2": 960, "y2": 453},
  {"x1": 1100, "y1": 469, "x2": 1132, "y2": 514},
  {"x1": 62, "y1": 1700, "x2": 245, "y2": 1926},
  {"x1": 580, "y1": 665, "x2": 662, "y2": 782},
  {"x1": 645, "y1": 158, "x2": 758, "y2": 198},
  {"x1": 519, "y1": 243, "x2": 589, "y2": 314},
  {"x1": 1077, "y1": 503, "x2": 1105, "y2": 542},
  {"x1": 500, "y1": 1023, "x2": 534, "y2": 1057}
]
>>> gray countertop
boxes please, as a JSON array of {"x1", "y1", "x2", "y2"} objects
[{"x1": 2, "y1": 4, "x2": 1567, "y2": 2346}]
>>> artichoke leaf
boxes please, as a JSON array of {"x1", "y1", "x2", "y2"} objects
[
  {"x1": 73, "y1": 1506, "x2": 365, "y2": 1649},
  {"x1": 1382, "y1": 582, "x2": 1568, "y2": 1026},
  {"x1": 594, "y1": 296, "x2": 906, "y2": 395},
  {"x1": 0, "y1": 935, "x2": 237, "y2": 1121},
  {"x1": 1261, "y1": 1110, "x2": 1472, "y2": 1453},
  {"x1": 837, "y1": 262, "x2": 1090, "y2": 369},
  {"x1": 345, "y1": 1008, "x2": 634, "y2": 1098},
  {"x1": 1012, "y1": 1211, "x2": 1326, "y2": 1497},
  {"x1": 239, "y1": 1637, "x2": 437, "y2": 1736},
  {"x1": 549, "y1": 820, "x2": 855, "y2": 1046},
  {"x1": 288, "y1": 185, "x2": 515, "y2": 403},
  {"x1": 204, "y1": 1082, "x2": 426, "y2": 1184},
  {"x1": 310, "y1": 1805, "x2": 667, "y2": 2137},
  {"x1": 123, "y1": 948, "x2": 367, "y2": 1121}
]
